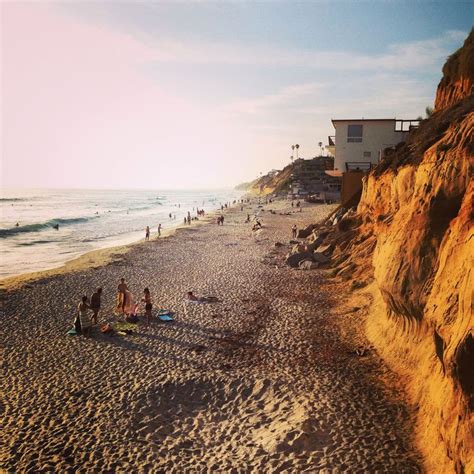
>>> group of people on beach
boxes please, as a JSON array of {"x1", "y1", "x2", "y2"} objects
[
  {"x1": 145, "y1": 223, "x2": 162, "y2": 240},
  {"x1": 76, "y1": 278, "x2": 155, "y2": 336},
  {"x1": 76, "y1": 276, "x2": 222, "y2": 336}
]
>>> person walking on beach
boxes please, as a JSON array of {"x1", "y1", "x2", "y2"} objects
[
  {"x1": 118, "y1": 278, "x2": 128, "y2": 313},
  {"x1": 142, "y1": 288, "x2": 153, "y2": 327},
  {"x1": 157, "y1": 223, "x2": 162, "y2": 237},
  {"x1": 145, "y1": 226, "x2": 150, "y2": 241},
  {"x1": 90, "y1": 288, "x2": 102, "y2": 325},
  {"x1": 292, "y1": 224, "x2": 298, "y2": 239},
  {"x1": 78, "y1": 296, "x2": 92, "y2": 337}
]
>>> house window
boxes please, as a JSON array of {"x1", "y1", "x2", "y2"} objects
[
  {"x1": 363, "y1": 151, "x2": 371, "y2": 158},
  {"x1": 347, "y1": 124, "x2": 363, "y2": 142}
]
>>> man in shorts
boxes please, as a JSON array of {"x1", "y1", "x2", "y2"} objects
[{"x1": 90, "y1": 287, "x2": 102, "y2": 325}]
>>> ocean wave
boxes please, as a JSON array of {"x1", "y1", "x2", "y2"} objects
[
  {"x1": 0, "y1": 216, "x2": 95, "y2": 238},
  {"x1": 17, "y1": 239, "x2": 54, "y2": 246},
  {"x1": 0, "y1": 197, "x2": 29, "y2": 203}
]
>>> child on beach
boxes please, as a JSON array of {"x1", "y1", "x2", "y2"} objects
[
  {"x1": 78, "y1": 296, "x2": 92, "y2": 337},
  {"x1": 142, "y1": 288, "x2": 153, "y2": 326},
  {"x1": 145, "y1": 226, "x2": 150, "y2": 241}
]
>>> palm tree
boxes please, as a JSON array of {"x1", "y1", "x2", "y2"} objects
[
  {"x1": 295, "y1": 144, "x2": 299, "y2": 159},
  {"x1": 318, "y1": 141, "x2": 323, "y2": 156}
]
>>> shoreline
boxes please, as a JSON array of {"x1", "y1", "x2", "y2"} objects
[{"x1": 0, "y1": 204, "x2": 227, "y2": 292}]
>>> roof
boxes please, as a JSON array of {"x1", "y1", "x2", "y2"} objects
[{"x1": 331, "y1": 118, "x2": 419, "y2": 127}]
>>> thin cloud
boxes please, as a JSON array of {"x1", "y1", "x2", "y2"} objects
[{"x1": 143, "y1": 30, "x2": 467, "y2": 72}]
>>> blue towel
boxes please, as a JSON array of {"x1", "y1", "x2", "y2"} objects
[{"x1": 159, "y1": 314, "x2": 174, "y2": 322}]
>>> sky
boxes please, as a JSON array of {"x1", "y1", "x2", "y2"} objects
[{"x1": 1, "y1": 1, "x2": 472, "y2": 189}]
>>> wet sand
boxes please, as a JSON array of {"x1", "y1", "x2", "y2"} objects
[{"x1": 0, "y1": 200, "x2": 421, "y2": 472}]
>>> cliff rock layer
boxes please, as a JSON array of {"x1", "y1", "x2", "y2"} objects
[{"x1": 314, "y1": 31, "x2": 473, "y2": 472}]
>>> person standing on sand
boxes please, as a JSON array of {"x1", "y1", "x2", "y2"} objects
[
  {"x1": 292, "y1": 224, "x2": 298, "y2": 239},
  {"x1": 90, "y1": 288, "x2": 102, "y2": 325},
  {"x1": 78, "y1": 296, "x2": 92, "y2": 337},
  {"x1": 145, "y1": 226, "x2": 150, "y2": 241},
  {"x1": 142, "y1": 288, "x2": 153, "y2": 327},
  {"x1": 118, "y1": 278, "x2": 128, "y2": 313},
  {"x1": 157, "y1": 223, "x2": 162, "y2": 237}
]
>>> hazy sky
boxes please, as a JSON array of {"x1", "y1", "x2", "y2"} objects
[{"x1": 1, "y1": 1, "x2": 472, "y2": 189}]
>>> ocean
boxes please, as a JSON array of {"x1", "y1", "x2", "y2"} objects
[{"x1": 0, "y1": 188, "x2": 242, "y2": 279}]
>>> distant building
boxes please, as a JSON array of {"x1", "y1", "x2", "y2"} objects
[
  {"x1": 288, "y1": 156, "x2": 340, "y2": 200},
  {"x1": 328, "y1": 118, "x2": 419, "y2": 173}
]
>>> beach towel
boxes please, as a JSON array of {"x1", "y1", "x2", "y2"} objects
[{"x1": 159, "y1": 314, "x2": 174, "y2": 322}]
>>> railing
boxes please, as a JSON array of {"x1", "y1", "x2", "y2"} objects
[{"x1": 395, "y1": 119, "x2": 420, "y2": 132}]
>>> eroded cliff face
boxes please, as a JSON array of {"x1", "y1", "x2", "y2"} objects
[{"x1": 310, "y1": 31, "x2": 473, "y2": 472}]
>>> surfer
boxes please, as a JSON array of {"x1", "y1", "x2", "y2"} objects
[
  {"x1": 15, "y1": 222, "x2": 19, "y2": 227},
  {"x1": 53, "y1": 224, "x2": 59, "y2": 230}
]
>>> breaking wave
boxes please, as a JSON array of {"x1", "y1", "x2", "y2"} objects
[{"x1": 0, "y1": 216, "x2": 96, "y2": 238}]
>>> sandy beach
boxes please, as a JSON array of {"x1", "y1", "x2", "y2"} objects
[{"x1": 1, "y1": 200, "x2": 421, "y2": 472}]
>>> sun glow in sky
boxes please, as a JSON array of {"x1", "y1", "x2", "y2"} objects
[{"x1": 1, "y1": 1, "x2": 472, "y2": 189}]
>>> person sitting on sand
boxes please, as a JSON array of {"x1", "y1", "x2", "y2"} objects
[
  {"x1": 186, "y1": 291, "x2": 219, "y2": 303},
  {"x1": 126, "y1": 302, "x2": 140, "y2": 323},
  {"x1": 142, "y1": 288, "x2": 153, "y2": 326},
  {"x1": 78, "y1": 296, "x2": 92, "y2": 337},
  {"x1": 90, "y1": 287, "x2": 102, "y2": 325},
  {"x1": 117, "y1": 278, "x2": 128, "y2": 313}
]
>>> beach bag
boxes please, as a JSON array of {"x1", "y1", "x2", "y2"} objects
[{"x1": 74, "y1": 315, "x2": 82, "y2": 334}]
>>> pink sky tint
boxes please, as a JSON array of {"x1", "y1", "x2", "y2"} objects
[{"x1": 1, "y1": 3, "x2": 255, "y2": 189}]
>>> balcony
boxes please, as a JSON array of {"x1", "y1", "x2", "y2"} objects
[{"x1": 345, "y1": 161, "x2": 372, "y2": 172}]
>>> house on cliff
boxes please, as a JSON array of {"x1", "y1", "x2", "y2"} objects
[{"x1": 326, "y1": 118, "x2": 419, "y2": 204}]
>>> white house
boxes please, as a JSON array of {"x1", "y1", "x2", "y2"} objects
[{"x1": 327, "y1": 118, "x2": 419, "y2": 173}]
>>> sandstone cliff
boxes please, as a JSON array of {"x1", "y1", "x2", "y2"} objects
[{"x1": 302, "y1": 30, "x2": 473, "y2": 472}]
